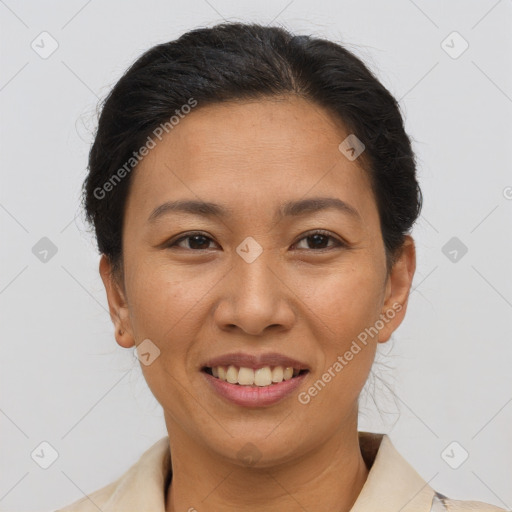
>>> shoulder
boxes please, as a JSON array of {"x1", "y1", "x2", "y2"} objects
[
  {"x1": 442, "y1": 497, "x2": 508, "y2": 511},
  {"x1": 54, "y1": 480, "x2": 119, "y2": 511},
  {"x1": 427, "y1": 488, "x2": 507, "y2": 512},
  {"x1": 54, "y1": 436, "x2": 171, "y2": 512},
  {"x1": 357, "y1": 433, "x2": 508, "y2": 512}
]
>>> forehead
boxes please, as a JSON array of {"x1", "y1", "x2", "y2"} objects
[
  {"x1": 156, "y1": 95, "x2": 350, "y2": 162},
  {"x1": 126, "y1": 95, "x2": 376, "y2": 222}
]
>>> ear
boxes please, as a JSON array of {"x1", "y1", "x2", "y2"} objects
[
  {"x1": 378, "y1": 235, "x2": 416, "y2": 343},
  {"x1": 99, "y1": 254, "x2": 135, "y2": 349}
]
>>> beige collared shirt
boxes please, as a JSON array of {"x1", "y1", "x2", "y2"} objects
[{"x1": 55, "y1": 432, "x2": 507, "y2": 512}]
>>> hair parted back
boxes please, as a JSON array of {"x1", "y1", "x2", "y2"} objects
[{"x1": 83, "y1": 22, "x2": 422, "y2": 278}]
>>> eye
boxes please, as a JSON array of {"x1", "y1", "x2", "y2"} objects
[
  {"x1": 167, "y1": 232, "x2": 219, "y2": 250},
  {"x1": 293, "y1": 230, "x2": 346, "y2": 251},
  {"x1": 164, "y1": 230, "x2": 346, "y2": 251}
]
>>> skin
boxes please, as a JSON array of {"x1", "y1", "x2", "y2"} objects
[{"x1": 100, "y1": 95, "x2": 416, "y2": 512}]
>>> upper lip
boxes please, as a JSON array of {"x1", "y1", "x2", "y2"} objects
[{"x1": 202, "y1": 352, "x2": 310, "y2": 371}]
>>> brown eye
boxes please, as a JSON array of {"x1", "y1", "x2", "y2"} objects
[
  {"x1": 167, "y1": 232, "x2": 218, "y2": 250},
  {"x1": 294, "y1": 230, "x2": 346, "y2": 251}
]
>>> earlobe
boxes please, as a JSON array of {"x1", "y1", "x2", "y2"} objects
[
  {"x1": 114, "y1": 326, "x2": 134, "y2": 349},
  {"x1": 99, "y1": 254, "x2": 135, "y2": 349},
  {"x1": 377, "y1": 236, "x2": 416, "y2": 343}
]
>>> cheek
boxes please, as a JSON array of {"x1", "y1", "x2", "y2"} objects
[
  {"x1": 294, "y1": 268, "x2": 380, "y2": 425},
  {"x1": 296, "y1": 261, "x2": 382, "y2": 384},
  {"x1": 125, "y1": 262, "x2": 210, "y2": 413},
  {"x1": 296, "y1": 260, "x2": 384, "y2": 333},
  {"x1": 125, "y1": 258, "x2": 215, "y2": 340}
]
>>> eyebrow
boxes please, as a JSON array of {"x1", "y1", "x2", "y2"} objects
[{"x1": 147, "y1": 197, "x2": 361, "y2": 223}]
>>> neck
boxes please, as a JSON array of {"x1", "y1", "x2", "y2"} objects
[{"x1": 165, "y1": 419, "x2": 369, "y2": 512}]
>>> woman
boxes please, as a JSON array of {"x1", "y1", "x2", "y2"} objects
[{"x1": 56, "y1": 22, "x2": 506, "y2": 512}]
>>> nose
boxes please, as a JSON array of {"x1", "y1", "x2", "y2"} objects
[{"x1": 213, "y1": 249, "x2": 296, "y2": 336}]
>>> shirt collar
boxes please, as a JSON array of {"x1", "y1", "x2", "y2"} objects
[
  {"x1": 352, "y1": 432, "x2": 436, "y2": 511},
  {"x1": 96, "y1": 431, "x2": 437, "y2": 512}
]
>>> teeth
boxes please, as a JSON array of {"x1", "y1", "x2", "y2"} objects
[
  {"x1": 254, "y1": 367, "x2": 272, "y2": 386},
  {"x1": 271, "y1": 366, "x2": 283, "y2": 382},
  {"x1": 238, "y1": 367, "x2": 255, "y2": 385},
  {"x1": 209, "y1": 365, "x2": 303, "y2": 386},
  {"x1": 226, "y1": 365, "x2": 238, "y2": 384}
]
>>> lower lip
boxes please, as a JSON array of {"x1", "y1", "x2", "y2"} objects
[{"x1": 202, "y1": 371, "x2": 308, "y2": 407}]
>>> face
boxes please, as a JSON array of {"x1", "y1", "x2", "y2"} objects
[{"x1": 100, "y1": 95, "x2": 415, "y2": 466}]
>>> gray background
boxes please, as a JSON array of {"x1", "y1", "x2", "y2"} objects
[{"x1": 1, "y1": 0, "x2": 511, "y2": 510}]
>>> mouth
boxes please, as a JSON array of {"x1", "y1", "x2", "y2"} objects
[
  {"x1": 200, "y1": 352, "x2": 310, "y2": 406},
  {"x1": 202, "y1": 365, "x2": 309, "y2": 387}
]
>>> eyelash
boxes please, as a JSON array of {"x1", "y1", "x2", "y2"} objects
[{"x1": 165, "y1": 230, "x2": 347, "y2": 252}]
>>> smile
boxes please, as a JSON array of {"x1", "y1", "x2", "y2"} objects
[
  {"x1": 202, "y1": 366, "x2": 309, "y2": 407},
  {"x1": 203, "y1": 365, "x2": 308, "y2": 387}
]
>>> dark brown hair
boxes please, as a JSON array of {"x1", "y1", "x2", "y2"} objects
[{"x1": 83, "y1": 22, "x2": 422, "y2": 277}]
